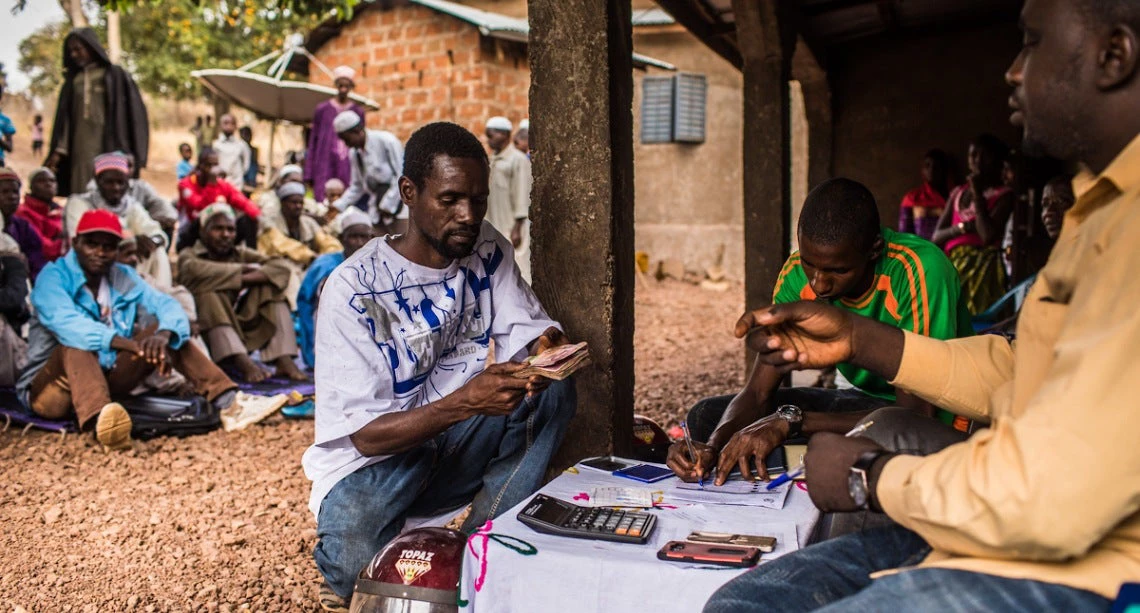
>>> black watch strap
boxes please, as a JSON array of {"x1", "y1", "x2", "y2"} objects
[{"x1": 853, "y1": 450, "x2": 895, "y2": 512}]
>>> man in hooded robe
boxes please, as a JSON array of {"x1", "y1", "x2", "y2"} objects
[{"x1": 45, "y1": 28, "x2": 149, "y2": 197}]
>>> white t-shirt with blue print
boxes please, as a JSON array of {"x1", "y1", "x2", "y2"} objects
[{"x1": 302, "y1": 221, "x2": 559, "y2": 517}]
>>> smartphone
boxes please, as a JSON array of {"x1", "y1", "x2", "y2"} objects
[
  {"x1": 686, "y1": 531, "x2": 777, "y2": 553},
  {"x1": 656, "y1": 541, "x2": 760, "y2": 568},
  {"x1": 613, "y1": 464, "x2": 674, "y2": 483},
  {"x1": 579, "y1": 456, "x2": 635, "y2": 472}
]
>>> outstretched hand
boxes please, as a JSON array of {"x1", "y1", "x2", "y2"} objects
[{"x1": 735, "y1": 301, "x2": 856, "y2": 373}]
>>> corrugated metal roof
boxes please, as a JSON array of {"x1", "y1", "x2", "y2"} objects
[
  {"x1": 299, "y1": 0, "x2": 677, "y2": 72},
  {"x1": 409, "y1": 0, "x2": 677, "y2": 70},
  {"x1": 632, "y1": 7, "x2": 677, "y2": 26}
]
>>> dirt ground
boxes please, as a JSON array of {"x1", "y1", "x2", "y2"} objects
[{"x1": 0, "y1": 280, "x2": 745, "y2": 612}]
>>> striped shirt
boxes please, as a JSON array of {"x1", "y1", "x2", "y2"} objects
[{"x1": 773, "y1": 227, "x2": 973, "y2": 401}]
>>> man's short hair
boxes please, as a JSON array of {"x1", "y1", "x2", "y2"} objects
[
  {"x1": 798, "y1": 178, "x2": 881, "y2": 252},
  {"x1": 197, "y1": 147, "x2": 216, "y2": 166},
  {"x1": 1075, "y1": 0, "x2": 1140, "y2": 30},
  {"x1": 403, "y1": 122, "x2": 489, "y2": 189}
]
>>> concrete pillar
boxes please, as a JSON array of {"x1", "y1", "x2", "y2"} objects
[
  {"x1": 528, "y1": 0, "x2": 636, "y2": 463},
  {"x1": 734, "y1": 0, "x2": 796, "y2": 312}
]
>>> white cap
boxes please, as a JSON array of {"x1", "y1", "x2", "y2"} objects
[
  {"x1": 333, "y1": 110, "x2": 363, "y2": 134},
  {"x1": 276, "y1": 182, "x2": 306, "y2": 199},
  {"x1": 336, "y1": 208, "x2": 372, "y2": 235},
  {"x1": 332, "y1": 65, "x2": 356, "y2": 83},
  {"x1": 485, "y1": 116, "x2": 512, "y2": 132},
  {"x1": 518, "y1": 118, "x2": 529, "y2": 130}
]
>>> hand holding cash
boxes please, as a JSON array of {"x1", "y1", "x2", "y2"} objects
[{"x1": 513, "y1": 341, "x2": 591, "y2": 380}]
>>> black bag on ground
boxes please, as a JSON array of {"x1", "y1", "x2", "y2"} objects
[{"x1": 118, "y1": 395, "x2": 220, "y2": 440}]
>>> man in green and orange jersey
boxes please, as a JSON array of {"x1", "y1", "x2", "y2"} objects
[{"x1": 667, "y1": 178, "x2": 973, "y2": 485}]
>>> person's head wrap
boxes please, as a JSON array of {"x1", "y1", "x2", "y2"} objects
[
  {"x1": 276, "y1": 181, "x2": 306, "y2": 200},
  {"x1": 0, "y1": 167, "x2": 20, "y2": 186},
  {"x1": 485, "y1": 116, "x2": 512, "y2": 132},
  {"x1": 518, "y1": 118, "x2": 530, "y2": 130},
  {"x1": 93, "y1": 152, "x2": 130, "y2": 176},
  {"x1": 199, "y1": 203, "x2": 236, "y2": 228},
  {"x1": 333, "y1": 65, "x2": 356, "y2": 83},
  {"x1": 119, "y1": 229, "x2": 137, "y2": 246},
  {"x1": 335, "y1": 208, "x2": 372, "y2": 235},
  {"x1": 273, "y1": 164, "x2": 304, "y2": 187},
  {"x1": 333, "y1": 110, "x2": 363, "y2": 134},
  {"x1": 28, "y1": 167, "x2": 54, "y2": 185},
  {"x1": 324, "y1": 177, "x2": 345, "y2": 193}
]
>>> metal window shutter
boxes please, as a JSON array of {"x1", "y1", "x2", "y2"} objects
[
  {"x1": 641, "y1": 76, "x2": 675, "y2": 144},
  {"x1": 672, "y1": 73, "x2": 707, "y2": 144}
]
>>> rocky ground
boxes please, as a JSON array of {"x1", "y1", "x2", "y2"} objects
[{"x1": 0, "y1": 280, "x2": 745, "y2": 612}]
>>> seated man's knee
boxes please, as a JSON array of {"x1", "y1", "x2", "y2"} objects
[
  {"x1": 537, "y1": 378, "x2": 577, "y2": 422},
  {"x1": 31, "y1": 387, "x2": 72, "y2": 419},
  {"x1": 861, "y1": 406, "x2": 967, "y2": 456},
  {"x1": 686, "y1": 395, "x2": 732, "y2": 442}
]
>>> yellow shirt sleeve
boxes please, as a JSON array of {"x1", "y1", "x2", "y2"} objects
[
  {"x1": 879, "y1": 226, "x2": 1140, "y2": 562},
  {"x1": 891, "y1": 332, "x2": 1014, "y2": 422}
]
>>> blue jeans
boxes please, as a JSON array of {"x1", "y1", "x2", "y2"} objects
[
  {"x1": 704, "y1": 525, "x2": 1110, "y2": 612},
  {"x1": 314, "y1": 379, "x2": 577, "y2": 598}
]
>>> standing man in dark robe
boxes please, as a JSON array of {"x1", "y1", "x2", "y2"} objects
[
  {"x1": 304, "y1": 66, "x2": 364, "y2": 203},
  {"x1": 45, "y1": 28, "x2": 149, "y2": 197}
]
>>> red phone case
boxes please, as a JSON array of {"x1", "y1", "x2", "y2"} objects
[{"x1": 656, "y1": 541, "x2": 760, "y2": 568}]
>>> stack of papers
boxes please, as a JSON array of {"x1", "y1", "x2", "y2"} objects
[
  {"x1": 668, "y1": 478, "x2": 791, "y2": 510},
  {"x1": 515, "y1": 342, "x2": 591, "y2": 380}
]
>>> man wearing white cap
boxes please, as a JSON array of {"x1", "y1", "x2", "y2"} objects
[
  {"x1": 296, "y1": 208, "x2": 373, "y2": 369},
  {"x1": 258, "y1": 181, "x2": 343, "y2": 308},
  {"x1": 331, "y1": 110, "x2": 405, "y2": 233},
  {"x1": 485, "y1": 116, "x2": 533, "y2": 282},
  {"x1": 306, "y1": 66, "x2": 366, "y2": 202},
  {"x1": 65, "y1": 152, "x2": 173, "y2": 288}
]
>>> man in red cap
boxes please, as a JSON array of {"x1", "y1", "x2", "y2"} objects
[{"x1": 17, "y1": 209, "x2": 237, "y2": 450}]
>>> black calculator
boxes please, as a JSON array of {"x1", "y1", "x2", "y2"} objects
[{"x1": 517, "y1": 494, "x2": 657, "y2": 544}]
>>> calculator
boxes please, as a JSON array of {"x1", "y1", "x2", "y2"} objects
[{"x1": 517, "y1": 494, "x2": 657, "y2": 544}]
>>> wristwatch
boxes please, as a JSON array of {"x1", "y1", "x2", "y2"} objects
[
  {"x1": 775, "y1": 404, "x2": 804, "y2": 439},
  {"x1": 848, "y1": 450, "x2": 893, "y2": 510}
]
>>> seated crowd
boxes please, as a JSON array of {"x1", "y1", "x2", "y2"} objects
[{"x1": 4, "y1": 3, "x2": 1140, "y2": 609}]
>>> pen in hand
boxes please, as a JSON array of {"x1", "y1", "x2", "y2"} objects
[
  {"x1": 765, "y1": 420, "x2": 875, "y2": 491},
  {"x1": 680, "y1": 421, "x2": 704, "y2": 488}
]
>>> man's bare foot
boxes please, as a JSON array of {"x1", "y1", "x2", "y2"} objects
[
  {"x1": 274, "y1": 356, "x2": 311, "y2": 382},
  {"x1": 227, "y1": 354, "x2": 270, "y2": 383}
]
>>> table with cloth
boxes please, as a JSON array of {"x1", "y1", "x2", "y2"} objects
[{"x1": 458, "y1": 459, "x2": 821, "y2": 612}]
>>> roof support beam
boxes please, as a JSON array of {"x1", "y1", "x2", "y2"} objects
[
  {"x1": 656, "y1": 0, "x2": 744, "y2": 68},
  {"x1": 528, "y1": 0, "x2": 636, "y2": 465},
  {"x1": 735, "y1": 0, "x2": 797, "y2": 314}
]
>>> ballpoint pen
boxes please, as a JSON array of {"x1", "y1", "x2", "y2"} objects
[
  {"x1": 765, "y1": 420, "x2": 875, "y2": 491},
  {"x1": 680, "y1": 421, "x2": 704, "y2": 488}
]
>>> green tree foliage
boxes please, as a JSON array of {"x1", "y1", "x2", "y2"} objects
[
  {"x1": 108, "y1": 0, "x2": 326, "y2": 99},
  {"x1": 16, "y1": 20, "x2": 73, "y2": 99},
  {"x1": 15, "y1": 1, "x2": 358, "y2": 100}
]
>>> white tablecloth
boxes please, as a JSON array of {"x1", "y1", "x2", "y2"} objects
[{"x1": 459, "y1": 461, "x2": 821, "y2": 612}]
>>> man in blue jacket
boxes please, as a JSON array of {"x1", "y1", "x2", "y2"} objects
[{"x1": 17, "y1": 209, "x2": 236, "y2": 450}]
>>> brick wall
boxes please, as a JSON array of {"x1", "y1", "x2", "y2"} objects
[{"x1": 311, "y1": 4, "x2": 530, "y2": 142}]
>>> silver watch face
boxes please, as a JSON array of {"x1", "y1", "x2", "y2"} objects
[
  {"x1": 777, "y1": 405, "x2": 803, "y2": 423},
  {"x1": 847, "y1": 470, "x2": 868, "y2": 508}
]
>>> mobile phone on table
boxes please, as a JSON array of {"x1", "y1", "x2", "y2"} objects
[
  {"x1": 579, "y1": 456, "x2": 636, "y2": 472},
  {"x1": 686, "y1": 531, "x2": 777, "y2": 553},
  {"x1": 613, "y1": 463, "x2": 674, "y2": 483},
  {"x1": 656, "y1": 541, "x2": 760, "y2": 568}
]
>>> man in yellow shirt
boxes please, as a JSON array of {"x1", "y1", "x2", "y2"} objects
[{"x1": 705, "y1": 1, "x2": 1140, "y2": 611}]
